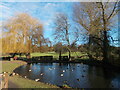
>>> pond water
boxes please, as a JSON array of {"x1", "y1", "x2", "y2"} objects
[{"x1": 14, "y1": 63, "x2": 120, "y2": 88}]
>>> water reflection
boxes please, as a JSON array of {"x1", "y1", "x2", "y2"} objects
[{"x1": 14, "y1": 63, "x2": 120, "y2": 88}]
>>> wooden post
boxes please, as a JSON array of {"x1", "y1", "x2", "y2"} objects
[
  {"x1": 0, "y1": 74, "x2": 2, "y2": 89},
  {"x1": 4, "y1": 73, "x2": 8, "y2": 88}
]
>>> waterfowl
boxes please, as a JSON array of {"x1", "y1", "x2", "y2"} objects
[
  {"x1": 12, "y1": 73, "x2": 15, "y2": 76},
  {"x1": 61, "y1": 74, "x2": 63, "y2": 77},
  {"x1": 16, "y1": 73, "x2": 19, "y2": 75},
  {"x1": 63, "y1": 70, "x2": 65, "y2": 72},
  {"x1": 35, "y1": 79, "x2": 40, "y2": 82},
  {"x1": 9, "y1": 73, "x2": 12, "y2": 76},
  {"x1": 29, "y1": 70, "x2": 31, "y2": 72},
  {"x1": 3, "y1": 72, "x2": 6, "y2": 74},
  {"x1": 49, "y1": 68, "x2": 52, "y2": 70},
  {"x1": 77, "y1": 79, "x2": 80, "y2": 81},
  {"x1": 40, "y1": 73, "x2": 44, "y2": 76},
  {"x1": 82, "y1": 75, "x2": 85, "y2": 77}
]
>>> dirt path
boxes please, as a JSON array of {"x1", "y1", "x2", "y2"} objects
[{"x1": 8, "y1": 79, "x2": 19, "y2": 88}]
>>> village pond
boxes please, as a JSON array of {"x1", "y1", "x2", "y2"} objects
[{"x1": 14, "y1": 63, "x2": 120, "y2": 88}]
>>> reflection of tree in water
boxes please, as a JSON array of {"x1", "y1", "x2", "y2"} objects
[
  {"x1": 59, "y1": 63, "x2": 69, "y2": 67},
  {"x1": 40, "y1": 63, "x2": 53, "y2": 66},
  {"x1": 87, "y1": 66, "x2": 119, "y2": 88}
]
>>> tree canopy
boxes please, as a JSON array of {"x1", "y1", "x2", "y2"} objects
[{"x1": 2, "y1": 13, "x2": 43, "y2": 54}]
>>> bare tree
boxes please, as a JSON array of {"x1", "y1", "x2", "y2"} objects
[
  {"x1": 97, "y1": 2, "x2": 119, "y2": 62},
  {"x1": 73, "y1": 2, "x2": 119, "y2": 62},
  {"x1": 53, "y1": 13, "x2": 72, "y2": 60}
]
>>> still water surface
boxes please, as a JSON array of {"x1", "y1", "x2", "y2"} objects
[{"x1": 14, "y1": 63, "x2": 120, "y2": 88}]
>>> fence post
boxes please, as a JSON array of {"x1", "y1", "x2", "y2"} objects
[
  {"x1": 0, "y1": 74, "x2": 2, "y2": 89},
  {"x1": 4, "y1": 73, "x2": 8, "y2": 88}
]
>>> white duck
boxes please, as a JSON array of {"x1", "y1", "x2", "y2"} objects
[
  {"x1": 61, "y1": 74, "x2": 64, "y2": 77},
  {"x1": 35, "y1": 79, "x2": 40, "y2": 82},
  {"x1": 29, "y1": 70, "x2": 31, "y2": 72}
]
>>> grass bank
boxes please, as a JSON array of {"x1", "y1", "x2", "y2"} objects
[
  {"x1": 1, "y1": 61, "x2": 58, "y2": 88},
  {"x1": 2, "y1": 61, "x2": 27, "y2": 73},
  {"x1": 9, "y1": 76, "x2": 58, "y2": 88}
]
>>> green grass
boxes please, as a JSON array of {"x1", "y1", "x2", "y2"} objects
[
  {"x1": 1, "y1": 61, "x2": 27, "y2": 73},
  {"x1": 9, "y1": 76, "x2": 58, "y2": 88},
  {"x1": 11, "y1": 51, "x2": 88, "y2": 60},
  {"x1": 31, "y1": 52, "x2": 88, "y2": 59}
]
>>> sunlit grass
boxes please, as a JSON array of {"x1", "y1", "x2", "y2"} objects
[
  {"x1": 1, "y1": 61, "x2": 27, "y2": 73},
  {"x1": 9, "y1": 76, "x2": 58, "y2": 88},
  {"x1": 31, "y1": 52, "x2": 88, "y2": 59}
]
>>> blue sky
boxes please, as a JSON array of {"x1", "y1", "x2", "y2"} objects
[
  {"x1": 0, "y1": 2, "x2": 75, "y2": 43},
  {"x1": 0, "y1": 2, "x2": 119, "y2": 46}
]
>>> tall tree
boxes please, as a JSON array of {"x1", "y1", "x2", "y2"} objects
[
  {"x1": 2, "y1": 13, "x2": 43, "y2": 56},
  {"x1": 53, "y1": 13, "x2": 71, "y2": 60},
  {"x1": 73, "y1": 2, "x2": 119, "y2": 62},
  {"x1": 97, "y1": 2, "x2": 119, "y2": 62}
]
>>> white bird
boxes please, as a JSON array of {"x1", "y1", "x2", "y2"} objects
[
  {"x1": 35, "y1": 79, "x2": 40, "y2": 82},
  {"x1": 24, "y1": 76, "x2": 27, "y2": 78},
  {"x1": 29, "y1": 70, "x2": 31, "y2": 72},
  {"x1": 40, "y1": 73, "x2": 44, "y2": 76},
  {"x1": 3, "y1": 72, "x2": 6, "y2": 74},
  {"x1": 63, "y1": 70, "x2": 65, "y2": 72},
  {"x1": 49, "y1": 68, "x2": 52, "y2": 70},
  {"x1": 12, "y1": 73, "x2": 15, "y2": 76},
  {"x1": 61, "y1": 74, "x2": 64, "y2": 77}
]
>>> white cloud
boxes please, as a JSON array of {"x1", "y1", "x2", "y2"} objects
[
  {"x1": 43, "y1": 19, "x2": 52, "y2": 26},
  {"x1": 0, "y1": 5, "x2": 10, "y2": 10},
  {"x1": 44, "y1": 3, "x2": 59, "y2": 9}
]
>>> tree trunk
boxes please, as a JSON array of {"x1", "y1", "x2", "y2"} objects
[
  {"x1": 59, "y1": 51, "x2": 62, "y2": 61},
  {"x1": 26, "y1": 53, "x2": 31, "y2": 59},
  {"x1": 68, "y1": 50, "x2": 71, "y2": 61},
  {"x1": 87, "y1": 35, "x2": 94, "y2": 60},
  {"x1": 100, "y1": 2, "x2": 109, "y2": 63},
  {"x1": 103, "y1": 31, "x2": 109, "y2": 63}
]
